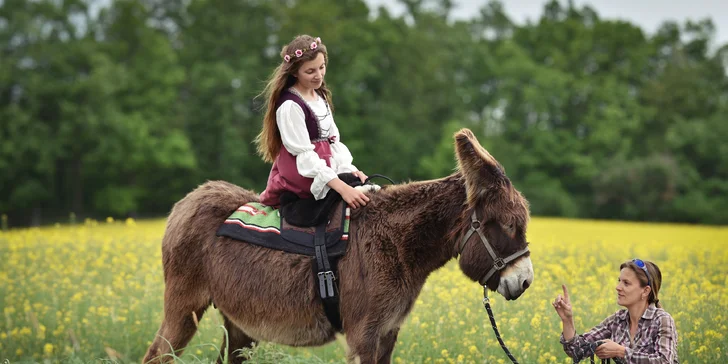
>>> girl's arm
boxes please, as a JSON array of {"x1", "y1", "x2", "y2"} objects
[{"x1": 328, "y1": 121, "x2": 358, "y2": 174}]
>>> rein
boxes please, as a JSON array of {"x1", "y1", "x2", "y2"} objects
[
  {"x1": 458, "y1": 210, "x2": 529, "y2": 363},
  {"x1": 482, "y1": 287, "x2": 519, "y2": 363},
  {"x1": 364, "y1": 174, "x2": 396, "y2": 185}
]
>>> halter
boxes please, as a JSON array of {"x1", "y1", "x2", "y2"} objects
[
  {"x1": 458, "y1": 211, "x2": 530, "y2": 286},
  {"x1": 459, "y1": 210, "x2": 530, "y2": 364}
]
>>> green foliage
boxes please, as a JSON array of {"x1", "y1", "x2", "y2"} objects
[{"x1": 1, "y1": 0, "x2": 727, "y2": 225}]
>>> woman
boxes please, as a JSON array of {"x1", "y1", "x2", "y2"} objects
[
  {"x1": 552, "y1": 259, "x2": 679, "y2": 363},
  {"x1": 255, "y1": 34, "x2": 370, "y2": 209}
]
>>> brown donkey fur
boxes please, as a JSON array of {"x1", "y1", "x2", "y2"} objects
[{"x1": 142, "y1": 128, "x2": 533, "y2": 364}]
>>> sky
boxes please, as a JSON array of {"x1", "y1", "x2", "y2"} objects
[{"x1": 366, "y1": 0, "x2": 728, "y2": 47}]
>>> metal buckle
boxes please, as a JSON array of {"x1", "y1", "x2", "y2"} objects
[
  {"x1": 471, "y1": 220, "x2": 481, "y2": 229},
  {"x1": 325, "y1": 271, "x2": 336, "y2": 297},
  {"x1": 493, "y1": 258, "x2": 506, "y2": 270},
  {"x1": 317, "y1": 271, "x2": 336, "y2": 298}
]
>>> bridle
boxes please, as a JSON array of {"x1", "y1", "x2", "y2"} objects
[
  {"x1": 458, "y1": 211, "x2": 530, "y2": 286},
  {"x1": 458, "y1": 210, "x2": 530, "y2": 364}
]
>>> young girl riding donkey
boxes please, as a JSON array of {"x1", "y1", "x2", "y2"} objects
[
  {"x1": 142, "y1": 33, "x2": 534, "y2": 364},
  {"x1": 255, "y1": 34, "x2": 371, "y2": 210}
]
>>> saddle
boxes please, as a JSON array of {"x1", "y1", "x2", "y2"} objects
[{"x1": 215, "y1": 172, "x2": 366, "y2": 331}]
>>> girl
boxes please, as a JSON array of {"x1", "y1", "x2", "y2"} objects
[{"x1": 255, "y1": 35, "x2": 370, "y2": 209}]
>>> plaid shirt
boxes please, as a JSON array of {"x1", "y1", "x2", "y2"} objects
[{"x1": 560, "y1": 304, "x2": 679, "y2": 363}]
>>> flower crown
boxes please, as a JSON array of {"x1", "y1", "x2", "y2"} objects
[{"x1": 283, "y1": 37, "x2": 322, "y2": 63}]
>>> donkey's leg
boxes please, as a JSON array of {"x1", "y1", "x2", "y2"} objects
[
  {"x1": 217, "y1": 314, "x2": 255, "y2": 364},
  {"x1": 142, "y1": 282, "x2": 210, "y2": 363},
  {"x1": 345, "y1": 321, "x2": 381, "y2": 364},
  {"x1": 375, "y1": 328, "x2": 400, "y2": 364}
]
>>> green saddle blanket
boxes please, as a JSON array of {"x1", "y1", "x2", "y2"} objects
[{"x1": 215, "y1": 202, "x2": 350, "y2": 257}]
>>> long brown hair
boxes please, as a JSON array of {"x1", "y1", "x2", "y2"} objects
[
  {"x1": 254, "y1": 34, "x2": 334, "y2": 163},
  {"x1": 620, "y1": 260, "x2": 663, "y2": 308}
]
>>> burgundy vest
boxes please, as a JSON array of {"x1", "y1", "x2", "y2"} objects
[{"x1": 259, "y1": 90, "x2": 336, "y2": 207}]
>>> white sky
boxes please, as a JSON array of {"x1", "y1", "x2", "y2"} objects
[{"x1": 366, "y1": 0, "x2": 728, "y2": 47}]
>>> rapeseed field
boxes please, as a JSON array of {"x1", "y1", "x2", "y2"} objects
[{"x1": 1, "y1": 217, "x2": 726, "y2": 363}]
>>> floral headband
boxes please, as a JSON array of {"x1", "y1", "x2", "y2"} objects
[{"x1": 283, "y1": 37, "x2": 322, "y2": 63}]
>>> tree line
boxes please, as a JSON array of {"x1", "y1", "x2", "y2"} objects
[{"x1": 1, "y1": 0, "x2": 727, "y2": 226}]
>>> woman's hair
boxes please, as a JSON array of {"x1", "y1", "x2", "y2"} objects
[
  {"x1": 620, "y1": 260, "x2": 663, "y2": 308},
  {"x1": 254, "y1": 34, "x2": 334, "y2": 163}
]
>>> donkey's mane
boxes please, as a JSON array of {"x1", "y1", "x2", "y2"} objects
[{"x1": 345, "y1": 173, "x2": 472, "y2": 272}]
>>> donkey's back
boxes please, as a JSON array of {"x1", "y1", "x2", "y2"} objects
[{"x1": 144, "y1": 181, "x2": 342, "y2": 364}]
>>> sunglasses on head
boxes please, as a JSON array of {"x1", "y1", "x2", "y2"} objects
[{"x1": 632, "y1": 258, "x2": 651, "y2": 287}]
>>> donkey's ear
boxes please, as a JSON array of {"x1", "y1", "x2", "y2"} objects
[{"x1": 454, "y1": 128, "x2": 505, "y2": 188}]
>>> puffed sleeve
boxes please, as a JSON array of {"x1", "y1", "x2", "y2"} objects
[
  {"x1": 328, "y1": 120, "x2": 358, "y2": 173},
  {"x1": 276, "y1": 100, "x2": 338, "y2": 199}
]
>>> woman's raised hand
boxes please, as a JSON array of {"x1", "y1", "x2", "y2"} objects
[{"x1": 552, "y1": 284, "x2": 573, "y2": 321}]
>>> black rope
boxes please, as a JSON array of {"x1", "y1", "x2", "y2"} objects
[
  {"x1": 364, "y1": 174, "x2": 395, "y2": 185},
  {"x1": 482, "y1": 287, "x2": 519, "y2": 364},
  {"x1": 586, "y1": 342, "x2": 611, "y2": 364},
  {"x1": 482, "y1": 288, "x2": 614, "y2": 364}
]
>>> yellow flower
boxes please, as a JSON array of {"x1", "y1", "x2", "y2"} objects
[{"x1": 1, "y1": 214, "x2": 725, "y2": 362}]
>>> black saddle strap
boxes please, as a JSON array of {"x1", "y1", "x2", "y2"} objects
[{"x1": 314, "y1": 223, "x2": 342, "y2": 331}]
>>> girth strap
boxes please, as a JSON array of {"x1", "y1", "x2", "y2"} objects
[{"x1": 314, "y1": 223, "x2": 342, "y2": 331}]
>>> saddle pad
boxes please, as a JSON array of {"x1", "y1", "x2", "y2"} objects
[{"x1": 215, "y1": 202, "x2": 350, "y2": 257}]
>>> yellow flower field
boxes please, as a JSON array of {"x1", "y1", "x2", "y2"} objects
[{"x1": 1, "y1": 217, "x2": 726, "y2": 363}]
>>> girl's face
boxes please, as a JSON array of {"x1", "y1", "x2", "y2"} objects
[
  {"x1": 294, "y1": 52, "x2": 326, "y2": 90},
  {"x1": 616, "y1": 268, "x2": 650, "y2": 307}
]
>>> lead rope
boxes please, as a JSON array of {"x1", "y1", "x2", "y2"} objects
[
  {"x1": 482, "y1": 287, "x2": 519, "y2": 364},
  {"x1": 587, "y1": 342, "x2": 611, "y2": 364},
  {"x1": 482, "y1": 289, "x2": 611, "y2": 364}
]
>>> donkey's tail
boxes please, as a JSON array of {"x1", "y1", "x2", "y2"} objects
[
  {"x1": 180, "y1": 180, "x2": 258, "y2": 220},
  {"x1": 161, "y1": 180, "x2": 259, "y2": 250}
]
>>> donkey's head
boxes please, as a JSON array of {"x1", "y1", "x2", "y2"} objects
[{"x1": 453, "y1": 128, "x2": 533, "y2": 300}]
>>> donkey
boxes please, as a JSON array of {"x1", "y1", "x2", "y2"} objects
[{"x1": 142, "y1": 128, "x2": 534, "y2": 364}]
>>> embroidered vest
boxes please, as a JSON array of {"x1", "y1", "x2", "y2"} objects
[{"x1": 259, "y1": 90, "x2": 335, "y2": 207}]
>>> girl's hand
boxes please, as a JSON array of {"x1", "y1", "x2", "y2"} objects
[
  {"x1": 328, "y1": 178, "x2": 369, "y2": 209},
  {"x1": 552, "y1": 284, "x2": 573, "y2": 321},
  {"x1": 353, "y1": 170, "x2": 368, "y2": 184},
  {"x1": 339, "y1": 184, "x2": 369, "y2": 209},
  {"x1": 595, "y1": 339, "x2": 626, "y2": 359}
]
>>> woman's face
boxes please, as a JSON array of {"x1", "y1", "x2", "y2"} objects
[
  {"x1": 294, "y1": 52, "x2": 326, "y2": 90},
  {"x1": 616, "y1": 268, "x2": 650, "y2": 307}
]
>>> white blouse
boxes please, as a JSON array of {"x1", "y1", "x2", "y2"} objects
[{"x1": 276, "y1": 92, "x2": 358, "y2": 200}]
